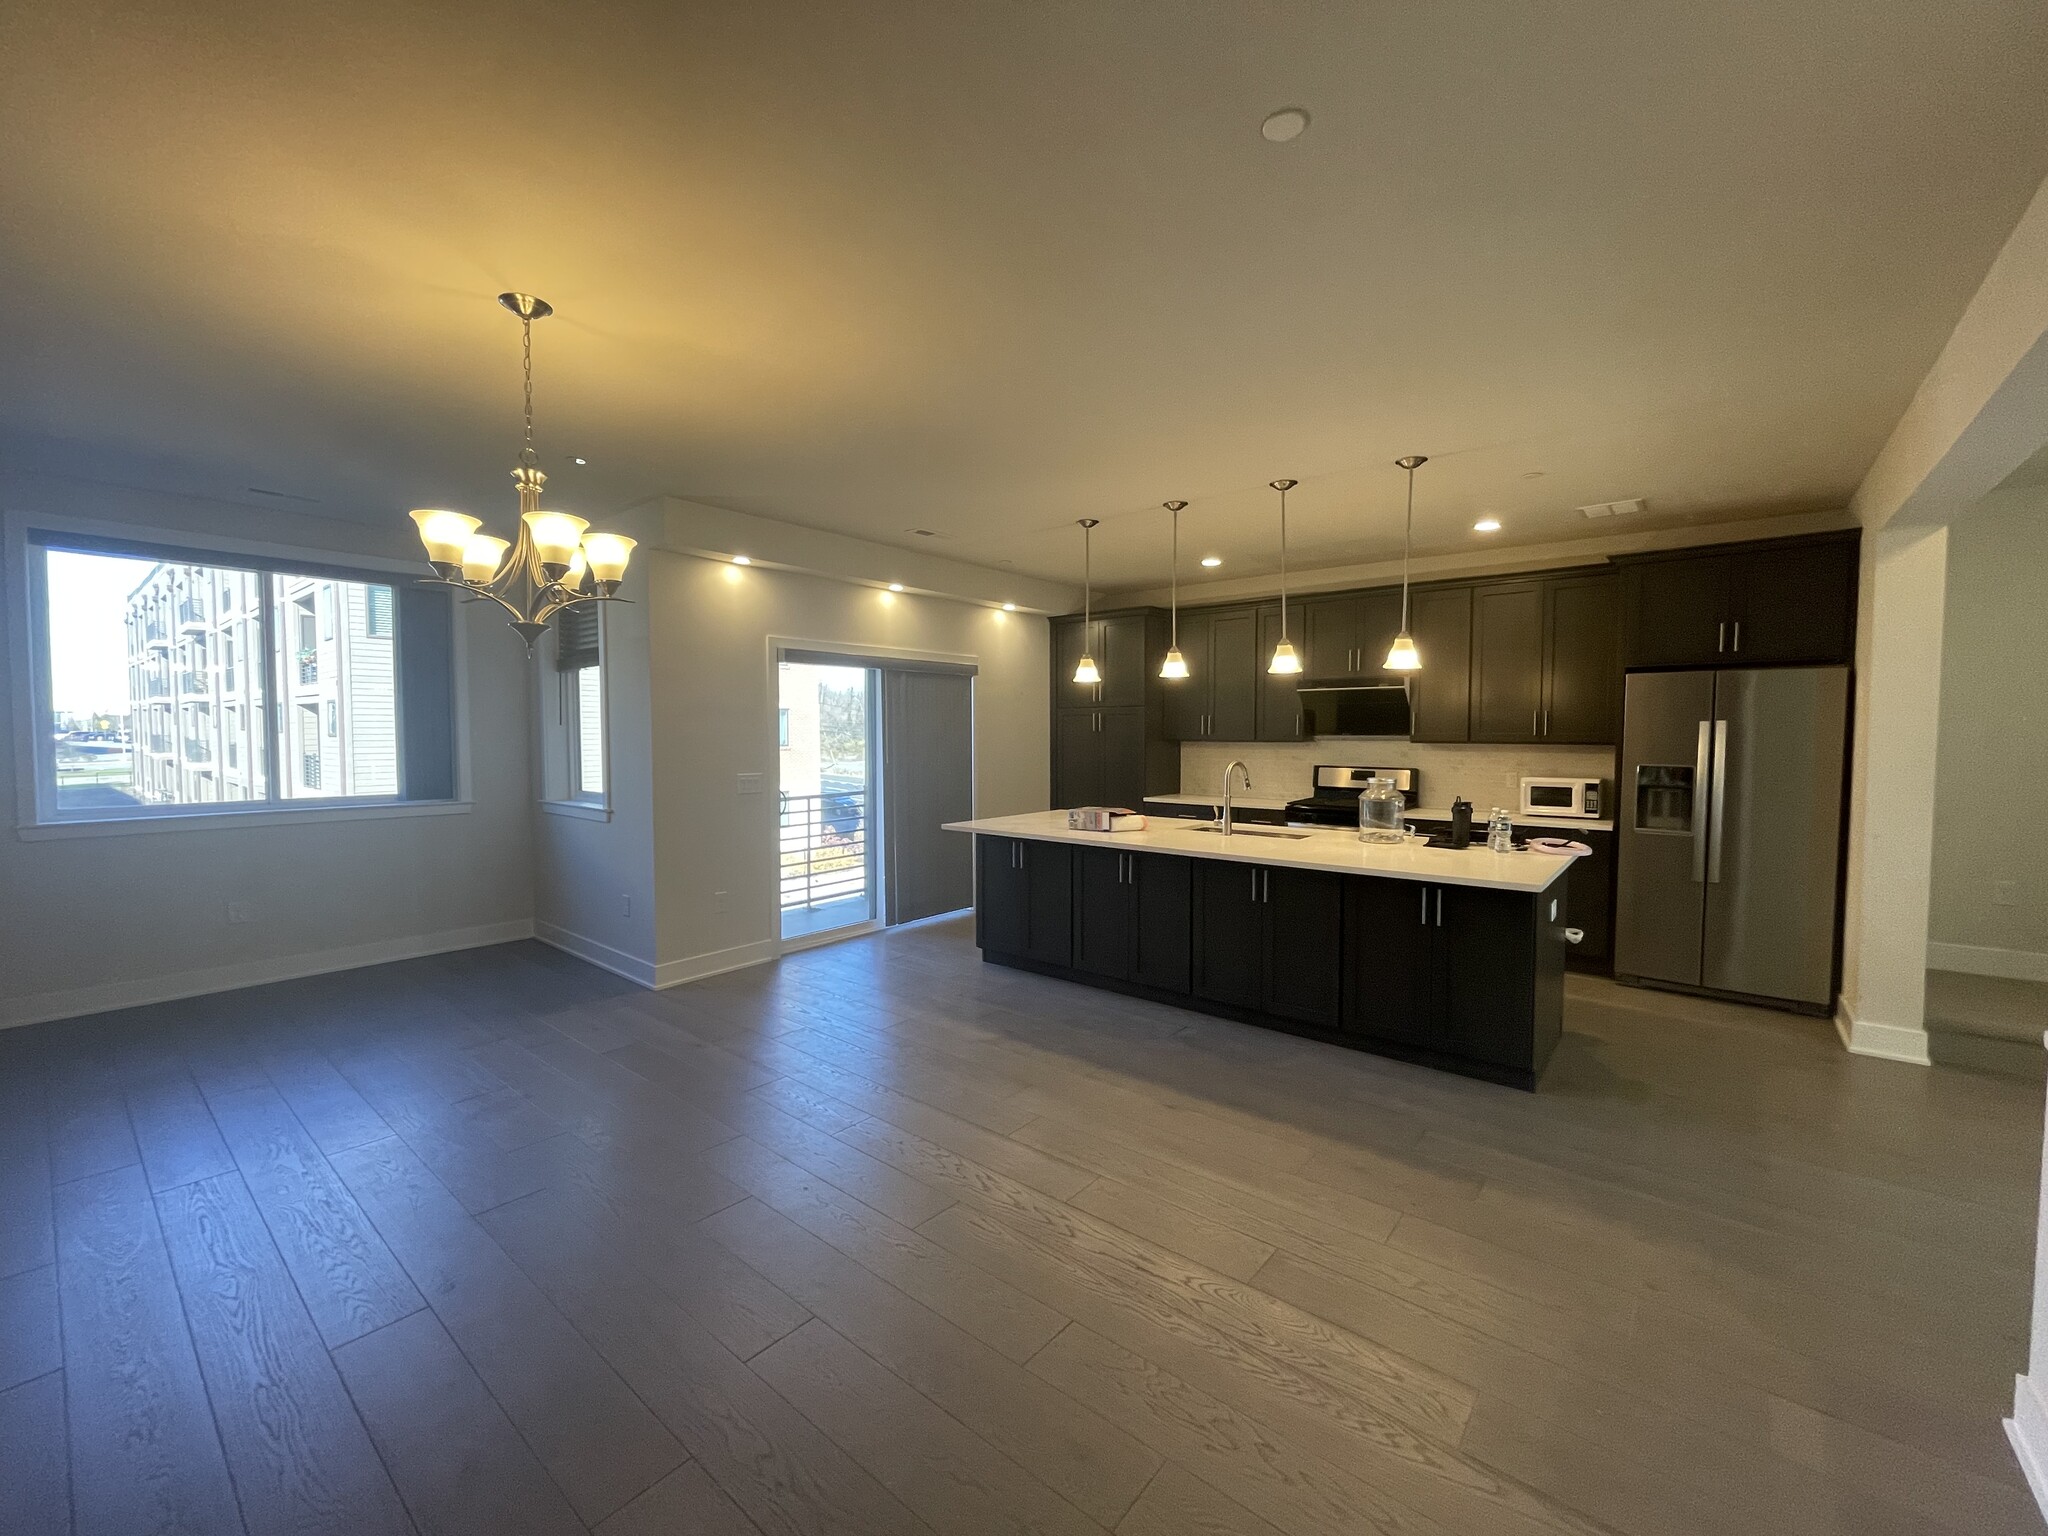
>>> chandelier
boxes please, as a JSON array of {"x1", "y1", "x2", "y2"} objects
[{"x1": 407, "y1": 293, "x2": 635, "y2": 647}]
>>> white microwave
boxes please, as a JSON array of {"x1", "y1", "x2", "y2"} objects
[{"x1": 1519, "y1": 776, "x2": 1606, "y2": 820}]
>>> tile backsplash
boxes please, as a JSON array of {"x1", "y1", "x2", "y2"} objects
[{"x1": 1179, "y1": 739, "x2": 1616, "y2": 815}]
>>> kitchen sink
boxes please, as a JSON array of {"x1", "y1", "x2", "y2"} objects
[{"x1": 1184, "y1": 825, "x2": 1312, "y2": 840}]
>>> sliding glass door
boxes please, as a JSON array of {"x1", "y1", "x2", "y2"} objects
[{"x1": 777, "y1": 660, "x2": 879, "y2": 941}]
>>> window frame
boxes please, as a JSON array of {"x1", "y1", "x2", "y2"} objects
[{"x1": 6, "y1": 510, "x2": 474, "y2": 839}]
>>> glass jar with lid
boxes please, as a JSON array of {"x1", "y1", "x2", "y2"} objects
[{"x1": 1358, "y1": 777, "x2": 1407, "y2": 843}]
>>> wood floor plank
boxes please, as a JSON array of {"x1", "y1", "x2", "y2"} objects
[
  {"x1": 1068, "y1": 1175, "x2": 1278, "y2": 1282},
  {"x1": 329, "y1": 1135, "x2": 685, "y2": 1525},
  {"x1": 0, "y1": 1106, "x2": 55, "y2": 1279},
  {"x1": 0, "y1": 1263, "x2": 62, "y2": 1391},
  {"x1": 44, "y1": 1049, "x2": 140, "y2": 1187},
  {"x1": 259, "y1": 1048, "x2": 394, "y2": 1157},
  {"x1": 1114, "y1": 1462, "x2": 1288, "y2": 1536},
  {"x1": 56, "y1": 1163, "x2": 243, "y2": 1536},
  {"x1": 0, "y1": 1371, "x2": 69, "y2": 1536},
  {"x1": 701, "y1": 1135, "x2": 1063, "y2": 1363},
  {"x1": 481, "y1": 1184, "x2": 942, "y2": 1536},
  {"x1": 699, "y1": 1195, "x2": 1158, "y2": 1528},
  {"x1": 126, "y1": 1068, "x2": 236, "y2": 1193},
  {"x1": 208, "y1": 1085, "x2": 423, "y2": 1347},
  {"x1": 330, "y1": 1307, "x2": 586, "y2": 1536},
  {"x1": 156, "y1": 1172, "x2": 412, "y2": 1536},
  {"x1": 594, "y1": 1460, "x2": 764, "y2": 1536}
]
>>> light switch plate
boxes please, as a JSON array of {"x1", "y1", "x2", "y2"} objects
[{"x1": 737, "y1": 772, "x2": 764, "y2": 795}]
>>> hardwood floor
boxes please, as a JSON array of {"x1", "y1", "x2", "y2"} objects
[{"x1": 0, "y1": 917, "x2": 2040, "y2": 1534}]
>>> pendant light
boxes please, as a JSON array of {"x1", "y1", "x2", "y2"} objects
[
  {"x1": 1384, "y1": 454, "x2": 1428, "y2": 671},
  {"x1": 1267, "y1": 479, "x2": 1302, "y2": 674},
  {"x1": 1072, "y1": 518, "x2": 1102, "y2": 685},
  {"x1": 1159, "y1": 501, "x2": 1189, "y2": 679}
]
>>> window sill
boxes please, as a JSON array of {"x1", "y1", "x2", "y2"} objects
[
  {"x1": 17, "y1": 800, "x2": 474, "y2": 841},
  {"x1": 538, "y1": 798, "x2": 612, "y2": 823}
]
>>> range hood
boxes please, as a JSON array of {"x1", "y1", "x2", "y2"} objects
[{"x1": 1297, "y1": 682, "x2": 1412, "y2": 739}]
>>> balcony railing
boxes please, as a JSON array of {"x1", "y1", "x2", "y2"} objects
[
  {"x1": 779, "y1": 790, "x2": 867, "y2": 912},
  {"x1": 177, "y1": 670, "x2": 209, "y2": 697},
  {"x1": 182, "y1": 738, "x2": 212, "y2": 763},
  {"x1": 139, "y1": 675, "x2": 169, "y2": 698},
  {"x1": 302, "y1": 753, "x2": 322, "y2": 791},
  {"x1": 297, "y1": 654, "x2": 318, "y2": 685},
  {"x1": 178, "y1": 598, "x2": 207, "y2": 631}
]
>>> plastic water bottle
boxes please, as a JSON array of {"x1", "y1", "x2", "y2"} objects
[{"x1": 1487, "y1": 807, "x2": 1515, "y2": 853}]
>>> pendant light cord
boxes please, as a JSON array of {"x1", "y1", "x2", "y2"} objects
[
  {"x1": 1400, "y1": 463, "x2": 1414, "y2": 631},
  {"x1": 1278, "y1": 483, "x2": 1289, "y2": 640},
  {"x1": 1169, "y1": 506, "x2": 1178, "y2": 647},
  {"x1": 520, "y1": 311, "x2": 537, "y2": 469}
]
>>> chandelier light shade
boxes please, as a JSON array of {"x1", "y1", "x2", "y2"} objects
[
  {"x1": 1384, "y1": 455, "x2": 1429, "y2": 672},
  {"x1": 406, "y1": 293, "x2": 635, "y2": 647},
  {"x1": 1073, "y1": 518, "x2": 1101, "y2": 685},
  {"x1": 1267, "y1": 479, "x2": 1302, "y2": 674},
  {"x1": 1159, "y1": 500, "x2": 1189, "y2": 680}
]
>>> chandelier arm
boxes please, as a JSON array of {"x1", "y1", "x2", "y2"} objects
[{"x1": 416, "y1": 576, "x2": 530, "y2": 625}]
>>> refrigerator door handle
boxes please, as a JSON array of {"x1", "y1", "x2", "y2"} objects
[
  {"x1": 1707, "y1": 718, "x2": 1730, "y2": 884},
  {"x1": 1691, "y1": 720, "x2": 1713, "y2": 884}
]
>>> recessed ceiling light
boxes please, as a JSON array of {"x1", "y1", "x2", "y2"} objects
[
  {"x1": 572, "y1": 457, "x2": 587, "y2": 465},
  {"x1": 1200, "y1": 555, "x2": 1223, "y2": 568},
  {"x1": 731, "y1": 555, "x2": 751, "y2": 565},
  {"x1": 1473, "y1": 517, "x2": 1502, "y2": 533},
  {"x1": 888, "y1": 583, "x2": 905, "y2": 592},
  {"x1": 1261, "y1": 108, "x2": 1310, "y2": 143},
  {"x1": 1001, "y1": 602, "x2": 1016, "y2": 611}
]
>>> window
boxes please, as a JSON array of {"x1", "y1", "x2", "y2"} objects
[
  {"x1": 545, "y1": 604, "x2": 606, "y2": 808},
  {"x1": 778, "y1": 707, "x2": 790, "y2": 749},
  {"x1": 25, "y1": 533, "x2": 451, "y2": 823},
  {"x1": 571, "y1": 665, "x2": 603, "y2": 797}
]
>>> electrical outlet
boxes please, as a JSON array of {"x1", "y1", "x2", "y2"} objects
[
  {"x1": 736, "y1": 772, "x2": 764, "y2": 795},
  {"x1": 1995, "y1": 881, "x2": 2021, "y2": 908},
  {"x1": 226, "y1": 901, "x2": 253, "y2": 925},
  {"x1": 714, "y1": 889, "x2": 729, "y2": 913}
]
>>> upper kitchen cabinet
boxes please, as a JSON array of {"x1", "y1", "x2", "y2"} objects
[
  {"x1": 1055, "y1": 610, "x2": 1154, "y2": 709},
  {"x1": 1405, "y1": 585, "x2": 1474, "y2": 743},
  {"x1": 1302, "y1": 589, "x2": 1404, "y2": 681},
  {"x1": 1620, "y1": 532, "x2": 1858, "y2": 669},
  {"x1": 1255, "y1": 603, "x2": 1309, "y2": 742},
  {"x1": 1470, "y1": 570, "x2": 1619, "y2": 745},
  {"x1": 1163, "y1": 606, "x2": 1259, "y2": 742}
]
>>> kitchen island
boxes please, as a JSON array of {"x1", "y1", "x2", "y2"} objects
[{"x1": 945, "y1": 811, "x2": 1579, "y2": 1088}]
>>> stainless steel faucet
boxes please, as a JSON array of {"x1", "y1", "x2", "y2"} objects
[{"x1": 1220, "y1": 760, "x2": 1252, "y2": 836}]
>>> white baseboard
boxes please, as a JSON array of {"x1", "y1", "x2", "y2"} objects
[
  {"x1": 533, "y1": 920, "x2": 659, "y2": 988},
  {"x1": 1835, "y1": 999, "x2": 1932, "y2": 1065},
  {"x1": 651, "y1": 939, "x2": 776, "y2": 989},
  {"x1": 1930, "y1": 942, "x2": 2048, "y2": 984},
  {"x1": 2007, "y1": 1373, "x2": 2048, "y2": 1522},
  {"x1": 0, "y1": 919, "x2": 535, "y2": 1031}
]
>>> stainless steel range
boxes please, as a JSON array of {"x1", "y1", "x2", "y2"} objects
[{"x1": 1284, "y1": 764, "x2": 1419, "y2": 828}]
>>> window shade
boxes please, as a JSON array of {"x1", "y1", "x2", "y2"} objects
[{"x1": 555, "y1": 605, "x2": 600, "y2": 671}]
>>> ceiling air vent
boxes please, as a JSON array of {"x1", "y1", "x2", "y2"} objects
[{"x1": 1578, "y1": 497, "x2": 1644, "y2": 519}]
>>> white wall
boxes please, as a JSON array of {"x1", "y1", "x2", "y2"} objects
[
  {"x1": 0, "y1": 472, "x2": 535, "y2": 1026},
  {"x1": 1929, "y1": 486, "x2": 2048, "y2": 978}
]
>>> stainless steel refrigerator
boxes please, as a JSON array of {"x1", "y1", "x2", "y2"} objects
[{"x1": 1614, "y1": 666, "x2": 1849, "y2": 1011}]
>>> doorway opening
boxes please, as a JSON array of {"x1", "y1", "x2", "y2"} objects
[{"x1": 777, "y1": 660, "x2": 878, "y2": 942}]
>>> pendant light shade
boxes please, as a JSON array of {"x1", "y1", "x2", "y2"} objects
[
  {"x1": 1384, "y1": 455, "x2": 1428, "y2": 672},
  {"x1": 1159, "y1": 500, "x2": 1189, "y2": 679},
  {"x1": 1073, "y1": 518, "x2": 1101, "y2": 685},
  {"x1": 1267, "y1": 479, "x2": 1302, "y2": 674}
]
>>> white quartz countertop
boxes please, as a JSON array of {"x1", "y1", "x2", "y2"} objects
[{"x1": 947, "y1": 811, "x2": 1573, "y2": 893}]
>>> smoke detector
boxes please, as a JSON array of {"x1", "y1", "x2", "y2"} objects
[{"x1": 1578, "y1": 497, "x2": 1645, "y2": 520}]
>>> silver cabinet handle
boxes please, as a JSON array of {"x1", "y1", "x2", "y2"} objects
[
  {"x1": 1707, "y1": 718, "x2": 1729, "y2": 884},
  {"x1": 1717, "y1": 621, "x2": 1726, "y2": 653},
  {"x1": 1420, "y1": 887, "x2": 1428, "y2": 925},
  {"x1": 1262, "y1": 869, "x2": 1270, "y2": 903},
  {"x1": 1250, "y1": 867, "x2": 1259, "y2": 901},
  {"x1": 1543, "y1": 710, "x2": 1550, "y2": 737},
  {"x1": 1731, "y1": 621, "x2": 1741, "y2": 653},
  {"x1": 1533, "y1": 709, "x2": 1540, "y2": 738},
  {"x1": 1435, "y1": 889, "x2": 1443, "y2": 927}
]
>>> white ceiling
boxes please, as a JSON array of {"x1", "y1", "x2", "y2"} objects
[{"x1": 3, "y1": 0, "x2": 2046, "y2": 590}]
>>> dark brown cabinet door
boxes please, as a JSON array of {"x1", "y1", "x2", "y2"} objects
[
  {"x1": 1354, "y1": 587, "x2": 1406, "y2": 682},
  {"x1": 1205, "y1": 608, "x2": 1259, "y2": 742},
  {"x1": 1623, "y1": 554, "x2": 1735, "y2": 668},
  {"x1": 1254, "y1": 603, "x2": 1307, "y2": 742},
  {"x1": 1541, "y1": 573, "x2": 1620, "y2": 744},
  {"x1": 1162, "y1": 611, "x2": 1208, "y2": 742},
  {"x1": 1096, "y1": 709, "x2": 1149, "y2": 809},
  {"x1": 1262, "y1": 868, "x2": 1343, "y2": 1027},
  {"x1": 1471, "y1": 582, "x2": 1546, "y2": 743},
  {"x1": 1131, "y1": 853, "x2": 1192, "y2": 993},
  {"x1": 1435, "y1": 885, "x2": 1533, "y2": 1069},
  {"x1": 1096, "y1": 615, "x2": 1150, "y2": 709},
  {"x1": 1730, "y1": 540, "x2": 1857, "y2": 665},
  {"x1": 1192, "y1": 861, "x2": 1264, "y2": 1009},
  {"x1": 1341, "y1": 877, "x2": 1437, "y2": 1045},
  {"x1": 1022, "y1": 841, "x2": 1073, "y2": 967},
  {"x1": 1405, "y1": 586, "x2": 1472, "y2": 742},
  {"x1": 1071, "y1": 847, "x2": 1134, "y2": 980},
  {"x1": 975, "y1": 837, "x2": 1028, "y2": 955},
  {"x1": 1304, "y1": 596, "x2": 1363, "y2": 679},
  {"x1": 1052, "y1": 710, "x2": 1100, "y2": 808}
]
